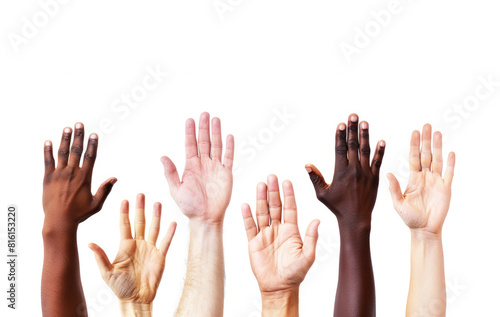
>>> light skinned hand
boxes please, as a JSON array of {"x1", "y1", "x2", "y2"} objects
[
  {"x1": 89, "y1": 194, "x2": 177, "y2": 305},
  {"x1": 242, "y1": 175, "x2": 320, "y2": 294},
  {"x1": 387, "y1": 124, "x2": 456, "y2": 234},
  {"x1": 161, "y1": 112, "x2": 234, "y2": 226}
]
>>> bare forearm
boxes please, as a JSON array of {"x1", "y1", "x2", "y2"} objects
[
  {"x1": 334, "y1": 225, "x2": 375, "y2": 317},
  {"x1": 261, "y1": 289, "x2": 299, "y2": 317},
  {"x1": 41, "y1": 224, "x2": 87, "y2": 317},
  {"x1": 176, "y1": 221, "x2": 225, "y2": 317},
  {"x1": 406, "y1": 230, "x2": 446, "y2": 317}
]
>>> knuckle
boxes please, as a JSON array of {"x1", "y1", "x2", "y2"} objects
[
  {"x1": 347, "y1": 139, "x2": 359, "y2": 149},
  {"x1": 361, "y1": 146, "x2": 371, "y2": 155},
  {"x1": 85, "y1": 151, "x2": 95, "y2": 160},
  {"x1": 361, "y1": 132, "x2": 369, "y2": 139},
  {"x1": 336, "y1": 145, "x2": 347, "y2": 155},
  {"x1": 44, "y1": 158, "x2": 54, "y2": 166},
  {"x1": 58, "y1": 149, "x2": 69, "y2": 157},
  {"x1": 348, "y1": 125, "x2": 358, "y2": 133},
  {"x1": 71, "y1": 146, "x2": 82, "y2": 155}
]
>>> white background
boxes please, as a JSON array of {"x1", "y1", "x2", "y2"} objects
[{"x1": 1, "y1": 0, "x2": 499, "y2": 316}]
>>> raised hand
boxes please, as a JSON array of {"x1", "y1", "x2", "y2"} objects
[
  {"x1": 242, "y1": 175, "x2": 319, "y2": 317},
  {"x1": 387, "y1": 124, "x2": 455, "y2": 317},
  {"x1": 42, "y1": 123, "x2": 116, "y2": 317},
  {"x1": 305, "y1": 114, "x2": 384, "y2": 317},
  {"x1": 161, "y1": 112, "x2": 234, "y2": 226},
  {"x1": 387, "y1": 124, "x2": 455, "y2": 234},
  {"x1": 306, "y1": 114, "x2": 385, "y2": 230},
  {"x1": 163, "y1": 113, "x2": 234, "y2": 317},
  {"x1": 89, "y1": 194, "x2": 176, "y2": 316},
  {"x1": 43, "y1": 123, "x2": 117, "y2": 231}
]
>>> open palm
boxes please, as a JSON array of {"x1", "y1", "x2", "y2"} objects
[
  {"x1": 242, "y1": 175, "x2": 319, "y2": 293},
  {"x1": 387, "y1": 125, "x2": 455, "y2": 234},
  {"x1": 161, "y1": 113, "x2": 234, "y2": 225},
  {"x1": 89, "y1": 194, "x2": 176, "y2": 304}
]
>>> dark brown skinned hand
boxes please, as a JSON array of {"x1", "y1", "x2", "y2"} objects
[
  {"x1": 43, "y1": 124, "x2": 117, "y2": 230},
  {"x1": 306, "y1": 114, "x2": 385, "y2": 230},
  {"x1": 305, "y1": 114, "x2": 385, "y2": 317},
  {"x1": 42, "y1": 123, "x2": 116, "y2": 317}
]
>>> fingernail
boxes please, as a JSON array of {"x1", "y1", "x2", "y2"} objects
[
  {"x1": 110, "y1": 178, "x2": 117, "y2": 185},
  {"x1": 75, "y1": 123, "x2": 83, "y2": 129},
  {"x1": 350, "y1": 115, "x2": 358, "y2": 122},
  {"x1": 380, "y1": 141, "x2": 386, "y2": 147},
  {"x1": 90, "y1": 133, "x2": 98, "y2": 139},
  {"x1": 361, "y1": 122, "x2": 368, "y2": 129},
  {"x1": 305, "y1": 166, "x2": 312, "y2": 173},
  {"x1": 64, "y1": 128, "x2": 71, "y2": 133},
  {"x1": 45, "y1": 141, "x2": 51, "y2": 146},
  {"x1": 339, "y1": 124, "x2": 346, "y2": 131}
]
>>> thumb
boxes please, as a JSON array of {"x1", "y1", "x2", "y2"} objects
[
  {"x1": 160, "y1": 156, "x2": 181, "y2": 195},
  {"x1": 387, "y1": 173, "x2": 404, "y2": 210},
  {"x1": 88, "y1": 243, "x2": 112, "y2": 279},
  {"x1": 91, "y1": 177, "x2": 117, "y2": 212},
  {"x1": 305, "y1": 164, "x2": 328, "y2": 197},
  {"x1": 303, "y1": 219, "x2": 320, "y2": 262}
]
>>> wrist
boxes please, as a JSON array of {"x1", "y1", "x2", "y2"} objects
[
  {"x1": 189, "y1": 219, "x2": 224, "y2": 235},
  {"x1": 410, "y1": 229, "x2": 442, "y2": 243},
  {"x1": 261, "y1": 288, "x2": 299, "y2": 317},
  {"x1": 119, "y1": 301, "x2": 152, "y2": 317},
  {"x1": 42, "y1": 218, "x2": 78, "y2": 240}
]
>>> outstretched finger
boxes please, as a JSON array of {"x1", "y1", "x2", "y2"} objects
[
  {"x1": 211, "y1": 117, "x2": 223, "y2": 161},
  {"x1": 185, "y1": 118, "x2": 198, "y2": 160},
  {"x1": 160, "y1": 156, "x2": 181, "y2": 195},
  {"x1": 305, "y1": 164, "x2": 329, "y2": 201},
  {"x1": 303, "y1": 220, "x2": 320, "y2": 262},
  {"x1": 82, "y1": 134, "x2": 99, "y2": 179},
  {"x1": 335, "y1": 123, "x2": 348, "y2": 169},
  {"x1": 134, "y1": 194, "x2": 146, "y2": 240},
  {"x1": 198, "y1": 112, "x2": 211, "y2": 157},
  {"x1": 223, "y1": 134, "x2": 235, "y2": 170},
  {"x1": 282, "y1": 180, "x2": 297, "y2": 225},
  {"x1": 432, "y1": 131, "x2": 443, "y2": 176},
  {"x1": 421, "y1": 124, "x2": 432, "y2": 170},
  {"x1": 359, "y1": 121, "x2": 371, "y2": 170},
  {"x1": 371, "y1": 140, "x2": 386, "y2": 177},
  {"x1": 44, "y1": 141, "x2": 55, "y2": 175},
  {"x1": 347, "y1": 114, "x2": 359, "y2": 165},
  {"x1": 387, "y1": 173, "x2": 404, "y2": 211},
  {"x1": 444, "y1": 152, "x2": 456, "y2": 187},
  {"x1": 68, "y1": 123, "x2": 85, "y2": 168},
  {"x1": 88, "y1": 243, "x2": 112, "y2": 279},
  {"x1": 159, "y1": 222, "x2": 177, "y2": 256},
  {"x1": 409, "y1": 130, "x2": 421, "y2": 172},
  {"x1": 241, "y1": 203, "x2": 257, "y2": 241},
  {"x1": 57, "y1": 127, "x2": 72, "y2": 169},
  {"x1": 148, "y1": 202, "x2": 162, "y2": 245},
  {"x1": 256, "y1": 182, "x2": 270, "y2": 230},
  {"x1": 120, "y1": 200, "x2": 132, "y2": 240},
  {"x1": 267, "y1": 174, "x2": 282, "y2": 224}
]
